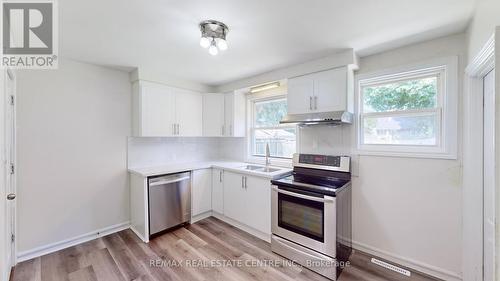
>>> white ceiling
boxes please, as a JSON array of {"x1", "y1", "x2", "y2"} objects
[{"x1": 60, "y1": 0, "x2": 476, "y2": 86}]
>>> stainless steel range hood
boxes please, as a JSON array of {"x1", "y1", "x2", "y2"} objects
[{"x1": 280, "y1": 111, "x2": 353, "y2": 125}]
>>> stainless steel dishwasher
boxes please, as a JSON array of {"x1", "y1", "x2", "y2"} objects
[{"x1": 148, "y1": 172, "x2": 191, "y2": 236}]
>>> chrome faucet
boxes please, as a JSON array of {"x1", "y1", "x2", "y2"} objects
[{"x1": 265, "y1": 143, "x2": 271, "y2": 166}]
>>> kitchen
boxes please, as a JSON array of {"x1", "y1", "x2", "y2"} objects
[{"x1": 0, "y1": 1, "x2": 498, "y2": 281}]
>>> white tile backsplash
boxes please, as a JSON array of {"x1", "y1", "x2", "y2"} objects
[
  {"x1": 128, "y1": 125, "x2": 353, "y2": 169},
  {"x1": 218, "y1": 137, "x2": 246, "y2": 161},
  {"x1": 298, "y1": 125, "x2": 352, "y2": 156},
  {"x1": 127, "y1": 137, "x2": 246, "y2": 168},
  {"x1": 127, "y1": 137, "x2": 221, "y2": 168}
]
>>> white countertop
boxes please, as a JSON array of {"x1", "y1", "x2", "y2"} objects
[{"x1": 128, "y1": 160, "x2": 292, "y2": 179}]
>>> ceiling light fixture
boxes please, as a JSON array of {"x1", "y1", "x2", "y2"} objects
[
  {"x1": 250, "y1": 81, "x2": 281, "y2": 93},
  {"x1": 199, "y1": 20, "x2": 229, "y2": 56}
]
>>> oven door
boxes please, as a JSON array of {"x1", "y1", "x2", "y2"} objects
[{"x1": 271, "y1": 184, "x2": 336, "y2": 258}]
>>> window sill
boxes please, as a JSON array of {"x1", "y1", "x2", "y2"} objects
[{"x1": 354, "y1": 149, "x2": 457, "y2": 160}]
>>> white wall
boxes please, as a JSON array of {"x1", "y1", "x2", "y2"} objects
[
  {"x1": 299, "y1": 33, "x2": 466, "y2": 280},
  {"x1": 215, "y1": 49, "x2": 358, "y2": 93},
  {"x1": 16, "y1": 59, "x2": 131, "y2": 254},
  {"x1": 467, "y1": 0, "x2": 500, "y2": 61}
]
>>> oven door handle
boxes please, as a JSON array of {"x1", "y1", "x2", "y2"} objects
[{"x1": 271, "y1": 186, "x2": 334, "y2": 203}]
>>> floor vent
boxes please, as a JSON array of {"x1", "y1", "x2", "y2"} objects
[{"x1": 370, "y1": 258, "x2": 411, "y2": 277}]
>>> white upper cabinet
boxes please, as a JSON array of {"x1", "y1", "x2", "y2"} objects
[
  {"x1": 134, "y1": 81, "x2": 176, "y2": 137},
  {"x1": 175, "y1": 88, "x2": 203, "y2": 137},
  {"x1": 313, "y1": 67, "x2": 347, "y2": 112},
  {"x1": 287, "y1": 74, "x2": 314, "y2": 115},
  {"x1": 203, "y1": 93, "x2": 225, "y2": 136},
  {"x1": 132, "y1": 81, "x2": 203, "y2": 137},
  {"x1": 202, "y1": 91, "x2": 246, "y2": 137},
  {"x1": 224, "y1": 91, "x2": 245, "y2": 137},
  {"x1": 287, "y1": 66, "x2": 351, "y2": 114}
]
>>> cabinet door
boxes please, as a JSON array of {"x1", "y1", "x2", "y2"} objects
[
  {"x1": 141, "y1": 82, "x2": 175, "y2": 136},
  {"x1": 203, "y1": 93, "x2": 225, "y2": 136},
  {"x1": 225, "y1": 92, "x2": 246, "y2": 137},
  {"x1": 224, "y1": 93, "x2": 233, "y2": 136},
  {"x1": 192, "y1": 169, "x2": 212, "y2": 216},
  {"x1": 244, "y1": 176, "x2": 271, "y2": 234},
  {"x1": 223, "y1": 171, "x2": 246, "y2": 222},
  {"x1": 175, "y1": 89, "x2": 203, "y2": 136},
  {"x1": 287, "y1": 74, "x2": 314, "y2": 114},
  {"x1": 211, "y1": 168, "x2": 224, "y2": 214},
  {"x1": 313, "y1": 67, "x2": 347, "y2": 112}
]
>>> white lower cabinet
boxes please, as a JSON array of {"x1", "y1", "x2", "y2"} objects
[
  {"x1": 244, "y1": 175, "x2": 271, "y2": 234},
  {"x1": 223, "y1": 171, "x2": 271, "y2": 235},
  {"x1": 192, "y1": 169, "x2": 212, "y2": 216},
  {"x1": 212, "y1": 168, "x2": 224, "y2": 214},
  {"x1": 223, "y1": 171, "x2": 247, "y2": 222}
]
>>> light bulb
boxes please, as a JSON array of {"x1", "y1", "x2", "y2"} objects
[
  {"x1": 199, "y1": 37, "x2": 210, "y2": 48},
  {"x1": 217, "y1": 38, "x2": 228, "y2": 51},
  {"x1": 208, "y1": 41, "x2": 218, "y2": 56}
]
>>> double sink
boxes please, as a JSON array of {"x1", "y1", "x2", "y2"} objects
[{"x1": 241, "y1": 164, "x2": 281, "y2": 173}]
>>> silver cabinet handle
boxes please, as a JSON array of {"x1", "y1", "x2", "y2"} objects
[
  {"x1": 241, "y1": 176, "x2": 244, "y2": 188},
  {"x1": 244, "y1": 177, "x2": 247, "y2": 189},
  {"x1": 271, "y1": 186, "x2": 334, "y2": 203},
  {"x1": 177, "y1": 124, "x2": 180, "y2": 135},
  {"x1": 219, "y1": 170, "x2": 223, "y2": 182},
  {"x1": 309, "y1": 96, "x2": 312, "y2": 110},
  {"x1": 7, "y1": 193, "x2": 15, "y2": 200},
  {"x1": 229, "y1": 125, "x2": 233, "y2": 136},
  {"x1": 314, "y1": 96, "x2": 318, "y2": 110}
]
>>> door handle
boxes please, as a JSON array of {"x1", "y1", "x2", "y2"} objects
[
  {"x1": 149, "y1": 176, "x2": 191, "y2": 187},
  {"x1": 314, "y1": 96, "x2": 318, "y2": 110},
  {"x1": 6, "y1": 193, "x2": 15, "y2": 200},
  {"x1": 309, "y1": 96, "x2": 312, "y2": 110},
  {"x1": 271, "y1": 186, "x2": 334, "y2": 203}
]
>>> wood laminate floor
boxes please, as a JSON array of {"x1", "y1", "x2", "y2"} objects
[{"x1": 10, "y1": 217, "x2": 440, "y2": 281}]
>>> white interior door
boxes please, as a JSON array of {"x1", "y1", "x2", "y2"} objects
[
  {"x1": 1, "y1": 69, "x2": 16, "y2": 281},
  {"x1": 483, "y1": 69, "x2": 495, "y2": 281}
]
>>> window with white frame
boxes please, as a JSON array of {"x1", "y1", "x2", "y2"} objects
[
  {"x1": 250, "y1": 96, "x2": 296, "y2": 159},
  {"x1": 357, "y1": 58, "x2": 458, "y2": 158}
]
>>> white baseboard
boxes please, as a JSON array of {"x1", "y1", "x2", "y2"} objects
[
  {"x1": 17, "y1": 221, "x2": 130, "y2": 263},
  {"x1": 130, "y1": 225, "x2": 148, "y2": 243},
  {"x1": 191, "y1": 211, "x2": 212, "y2": 224},
  {"x1": 352, "y1": 240, "x2": 462, "y2": 281}
]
